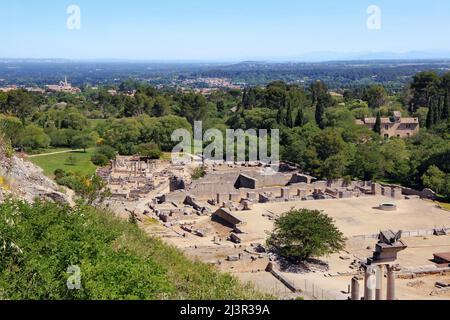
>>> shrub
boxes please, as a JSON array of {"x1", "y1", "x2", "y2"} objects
[
  {"x1": 135, "y1": 142, "x2": 162, "y2": 159},
  {"x1": 91, "y1": 154, "x2": 109, "y2": 166},
  {"x1": 0, "y1": 199, "x2": 269, "y2": 300},
  {"x1": 54, "y1": 169, "x2": 66, "y2": 180},
  {"x1": 17, "y1": 125, "x2": 51, "y2": 151},
  {"x1": 96, "y1": 145, "x2": 117, "y2": 160},
  {"x1": 191, "y1": 166, "x2": 206, "y2": 180}
]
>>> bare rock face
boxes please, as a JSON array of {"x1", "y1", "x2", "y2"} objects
[{"x1": 0, "y1": 154, "x2": 71, "y2": 205}]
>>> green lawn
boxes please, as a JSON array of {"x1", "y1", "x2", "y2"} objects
[{"x1": 29, "y1": 149, "x2": 97, "y2": 178}]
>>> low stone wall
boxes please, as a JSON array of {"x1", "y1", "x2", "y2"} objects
[
  {"x1": 382, "y1": 184, "x2": 437, "y2": 200},
  {"x1": 352, "y1": 228, "x2": 450, "y2": 241},
  {"x1": 265, "y1": 263, "x2": 297, "y2": 293}
]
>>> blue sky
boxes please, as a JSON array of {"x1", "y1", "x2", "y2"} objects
[{"x1": 1, "y1": 0, "x2": 450, "y2": 60}]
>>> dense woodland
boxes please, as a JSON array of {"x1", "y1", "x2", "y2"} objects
[{"x1": 0, "y1": 71, "x2": 449, "y2": 199}]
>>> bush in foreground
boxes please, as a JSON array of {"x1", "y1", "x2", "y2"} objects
[{"x1": 0, "y1": 200, "x2": 268, "y2": 300}]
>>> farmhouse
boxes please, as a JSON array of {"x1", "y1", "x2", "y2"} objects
[{"x1": 356, "y1": 111, "x2": 419, "y2": 138}]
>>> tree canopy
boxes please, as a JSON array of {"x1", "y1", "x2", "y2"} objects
[{"x1": 267, "y1": 209, "x2": 346, "y2": 262}]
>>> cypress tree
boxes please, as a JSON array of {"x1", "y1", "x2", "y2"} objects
[
  {"x1": 285, "y1": 100, "x2": 293, "y2": 128},
  {"x1": 295, "y1": 108, "x2": 305, "y2": 127},
  {"x1": 373, "y1": 112, "x2": 382, "y2": 134},
  {"x1": 247, "y1": 89, "x2": 256, "y2": 109},
  {"x1": 242, "y1": 88, "x2": 249, "y2": 109},
  {"x1": 433, "y1": 101, "x2": 440, "y2": 125},
  {"x1": 276, "y1": 107, "x2": 284, "y2": 125},
  {"x1": 426, "y1": 106, "x2": 434, "y2": 129},
  {"x1": 315, "y1": 97, "x2": 325, "y2": 129},
  {"x1": 443, "y1": 100, "x2": 449, "y2": 120}
]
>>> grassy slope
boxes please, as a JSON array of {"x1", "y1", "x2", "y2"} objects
[
  {"x1": 29, "y1": 149, "x2": 97, "y2": 177},
  {"x1": 0, "y1": 200, "x2": 270, "y2": 300}
]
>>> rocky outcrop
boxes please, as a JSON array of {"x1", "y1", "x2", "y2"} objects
[{"x1": 0, "y1": 153, "x2": 71, "y2": 205}]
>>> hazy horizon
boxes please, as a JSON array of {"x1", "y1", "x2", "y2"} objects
[
  {"x1": 3, "y1": 50, "x2": 450, "y2": 64},
  {"x1": 3, "y1": 0, "x2": 450, "y2": 61}
]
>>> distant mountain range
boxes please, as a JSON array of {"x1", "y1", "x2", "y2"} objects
[
  {"x1": 285, "y1": 50, "x2": 450, "y2": 62},
  {"x1": 2, "y1": 50, "x2": 450, "y2": 64}
]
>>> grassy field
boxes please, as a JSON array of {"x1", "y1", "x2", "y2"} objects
[{"x1": 29, "y1": 149, "x2": 97, "y2": 177}]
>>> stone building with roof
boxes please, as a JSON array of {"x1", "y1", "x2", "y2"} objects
[{"x1": 356, "y1": 111, "x2": 419, "y2": 138}]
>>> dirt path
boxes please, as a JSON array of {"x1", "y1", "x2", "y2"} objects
[{"x1": 27, "y1": 149, "x2": 85, "y2": 158}]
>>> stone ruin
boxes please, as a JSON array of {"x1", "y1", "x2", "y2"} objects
[
  {"x1": 99, "y1": 158, "x2": 409, "y2": 226},
  {"x1": 163, "y1": 167, "x2": 404, "y2": 211},
  {"x1": 351, "y1": 230, "x2": 407, "y2": 301},
  {"x1": 98, "y1": 156, "x2": 181, "y2": 201}
]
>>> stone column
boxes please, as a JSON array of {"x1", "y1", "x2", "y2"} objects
[
  {"x1": 351, "y1": 277, "x2": 360, "y2": 301},
  {"x1": 376, "y1": 265, "x2": 384, "y2": 300},
  {"x1": 386, "y1": 265, "x2": 396, "y2": 300},
  {"x1": 364, "y1": 267, "x2": 375, "y2": 300}
]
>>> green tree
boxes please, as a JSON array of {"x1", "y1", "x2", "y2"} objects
[
  {"x1": 178, "y1": 93, "x2": 207, "y2": 124},
  {"x1": 91, "y1": 154, "x2": 109, "y2": 166},
  {"x1": 17, "y1": 125, "x2": 50, "y2": 151},
  {"x1": 349, "y1": 142, "x2": 385, "y2": 181},
  {"x1": 422, "y1": 165, "x2": 447, "y2": 195},
  {"x1": 267, "y1": 209, "x2": 346, "y2": 262},
  {"x1": 373, "y1": 111, "x2": 382, "y2": 134},
  {"x1": 442, "y1": 72, "x2": 450, "y2": 120},
  {"x1": 61, "y1": 112, "x2": 88, "y2": 131},
  {"x1": 104, "y1": 118, "x2": 142, "y2": 155},
  {"x1": 0, "y1": 115, "x2": 23, "y2": 146},
  {"x1": 5, "y1": 89, "x2": 36, "y2": 120},
  {"x1": 71, "y1": 133, "x2": 95, "y2": 152},
  {"x1": 95, "y1": 145, "x2": 117, "y2": 160},
  {"x1": 151, "y1": 96, "x2": 170, "y2": 117},
  {"x1": 381, "y1": 139, "x2": 411, "y2": 182},
  {"x1": 315, "y1": 97, "x2": 326, "y2": 129},
  {"x1": 319, "y1": 153, "x2": 347, "y2": 181},
  {"x1": 313, "y1": 128, "x2": 347, "y2": 161},
  {"x1": 294, "y1": 108, "x2": 306, "y2": 127},
  {"x1": 364, "y1": 85, "x2": 387, "y2": 109},
  {"x1": 136, "y1": 142, "x2": 162, "y2": 159},
  {"x1": 285, "y1": 100, "x2": 294, "y2": 128},
  {"x1": 409, "y1": 71, "x2": 440, "y2": 113},
  {"x1": 265, "y1": 84, "x2": 287, "y2": 110}
]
